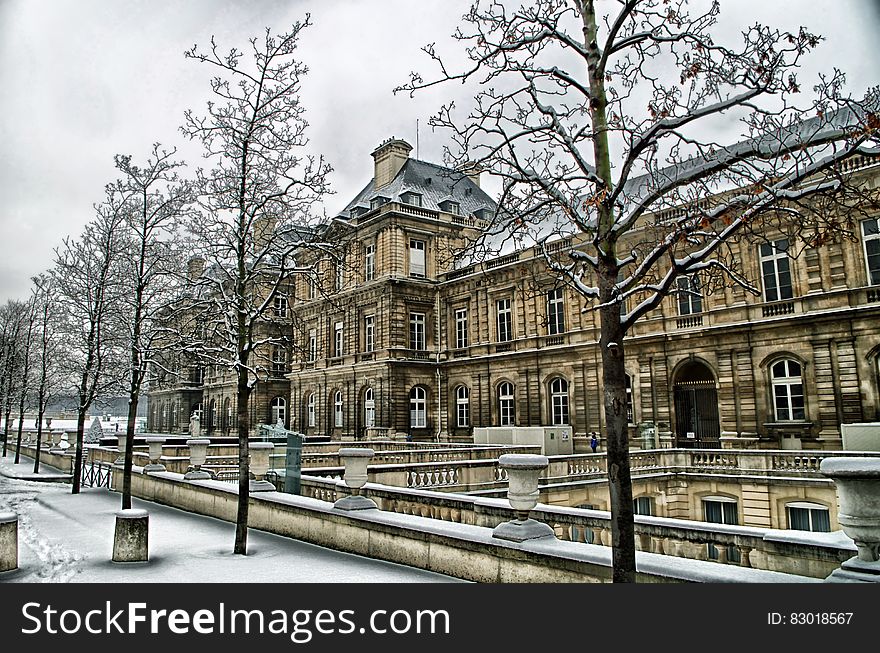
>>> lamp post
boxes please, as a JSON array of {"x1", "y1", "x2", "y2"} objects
[
  {"x1": 333, "y1": 448, "x2": 377, "y2": 510},
  {"x1": 492, "y1": 454, "x2": 555, "y2": 542}
]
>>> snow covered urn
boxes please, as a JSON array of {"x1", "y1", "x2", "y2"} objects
[
  {"x1": 333, "y1": 448, "x2": 377, "y2": 511},
  {"x1": 143, "y1": 436, "x2": 166, "y2": 473},
  {"x1": 113, "y1": 433, "x2": 128, "y2": 466},
  {"x1": 249, "y1": 442, "x2": 276, "y2": 492},
  {"x1": 821, "y1": 457, "x2": 880, "y2": 582},
  {"x1": 492, "y1": 454, "x2": 555, "y2": 542},
  {"x1": 0, "y1": 512, "x2": 18, "y2": 573},
  {"x1": 112, "y1": 509, "x2": 149, "y2": 563},
  {"x1": 183, "y1": 439, "x2": 212, "y2": 480}
]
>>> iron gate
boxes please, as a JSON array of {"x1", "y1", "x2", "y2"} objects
[{"x1": 674, "y1": 383, "x2": 720, "y2": 448}]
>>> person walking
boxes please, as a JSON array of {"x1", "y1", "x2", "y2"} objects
[{"x1": 590, "y1": 433, "x2": 599, "y2": 453}]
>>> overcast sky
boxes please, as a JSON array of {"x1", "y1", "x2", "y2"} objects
[{"x1": 1, "y1": 0, "x2": 878, "y2": 303}]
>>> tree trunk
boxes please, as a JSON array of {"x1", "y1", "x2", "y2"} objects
[
  {"x1": 13, "y1": 397, "x2": 26, "y2": 464},
  {"x1": 599, "y1": 269, "x2": 637, "y2": 583},
  {"x1": 234, "y1": 367, "x2": 251, "y2": 555},
  {"x1": 121, "y1": 394, "x2": 139, "y2": 509},
  {"x1": 71, "y1": 407, "x2": 87, "y2": 494}
]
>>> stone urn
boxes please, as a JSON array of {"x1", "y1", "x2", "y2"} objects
[
  {"x1": 492, "y1": 453, "x2": 555, "y2": 542},
  {"x1": 333, "y1": 448, "x2": 377, "y2": 511},
  {"x1": 184, "y1": 439, "x2": 212, "y2": 480},
  {"x1": 143, "y1": 436, "x2": 166, "y2": 473},
  {"x1": 820, "y1": 457, "x2": 880, "y2": 582},
  {"x1": 249, "y1": 442, "x2": 276, "y2": 492}
]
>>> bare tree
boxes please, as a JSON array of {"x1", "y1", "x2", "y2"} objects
[
  {"x1": 180, "y1": 19, "x2": 332, "y2": 554},
  {"x1": 0, "y1": 301, "x2": 25, "y2": 457},
  {"x1": 109, "y1": 145, "x2": 192, "y2": 509},
  {"x1": 12, "y1": 291, "x2": 37, "y2": 464},
  {"x1": 399, "y1": 0, "x2": 880, "y2": 581},
  {"x1": 54, "y1": 202, "x2": 126, "y2": 493}
]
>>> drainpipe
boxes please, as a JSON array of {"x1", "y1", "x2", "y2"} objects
[{"x1": 435, "y1": 285, "x2": 442, "y2": 442}]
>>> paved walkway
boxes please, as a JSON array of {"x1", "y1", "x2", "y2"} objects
[{"x1": 0, "y1": 454, "x2": 459, "y2": 583}]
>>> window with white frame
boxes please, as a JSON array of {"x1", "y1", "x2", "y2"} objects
[
  {"x1": 401, "y1": 192, "x2": 422, "y2": 207},
  {"x1": 409, "y1": 239, "x2": 426, "y2": 277},
  {"x1": 760, "y1": 239, "x2": 793, "y2": 301},
  {"x1": 333, "y1": 321, "x2": 344, "y2": 358},
  {"x1": 862, "y1": 218, "x2": 880, "y2": 285},
  {"x1": 771, "y1": 359, "x2": 805, "y2": 421},
  {"x1": 456, "y1": 385, "x2": 470, "y2": 428},
  {"x1": 271, "y1": 397, "x2": 286, "y2": 426},
  {"x1": 307, "y1": 393, "x2": 316, "y2": 427},
  {"x1": 498, "y1": 382, "x2": 515, "y2": 426},
  {"x1": 676, "y1": 274, "x2": 703, "y2": 315},
  {"x1": 364, "y1": 243, "x2": 375, "y2": 282},
  {"x1": 364, "y1": 315, "x2": 375, "y2": 352},
  {"x1": 496, "y1": 298, "x2": 512, "y2": 342},
  {"x1": 703, "y1": 496, "x2": 740, "y2": 561},
  {"x1": 410, "y1": 312, "x2": 426, "y2": 351},
  {"x1": 455, "y1": 308, "x2": 468, "y2": 349},
  {"x1": 410, "y1": 386, "x2": 427, "y2": 428},
  {"x1": 210, "y1": 399, "x2": 218, "y2": 431},
  {"x1": 364, "y1": 388, "x2": 375, "y2": 428},
  {"x1": 550, "y1": 377, "x2": 569, "y2": 425},
  {"x1": 334, "y1": 391, "x2": 343, "y2": 427},
  {"x1": 547, "y1": 288, "x2": 565, "y2": 335},
  {"x1": 271, "y1": 345, "x2": 287, "y2": 374},
  {"x1": 335, "y1": 260, "x2": 344, "y2": 291},
  {"x1": 273, "y1": 295, "x2": 288, "y2": 318},
  {"x1": 308, "y1": 329, "x2": 317, "y2": 362},
  {"x1": 307, "y1": 275, "x2": 317, "y2": 300},
  {"x1": 625, "y1": 374, "x2": 634, "y2": 424},
  {"x1": 633, "y1": 496, "x2": 653, "y2": 516},
  {"x1": 786, "y1": 502, "x2": 831, "y2": 532}
]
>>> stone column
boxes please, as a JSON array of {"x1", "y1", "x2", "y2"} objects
[
  {"x1": 112, "y1": 509, "x2": 149, "y2": 563},
  {"x1": 0, "y1": 512, "x2": 18, "y2": 572}
]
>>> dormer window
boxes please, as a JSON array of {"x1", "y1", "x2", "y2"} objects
[
  {"x1": 439, "y1": 200, "x2": 460, "y2": 215},
  {"x1": 350, "y1": 206, "x2": 368, "y2": 219},
  {"x1": 370, "y1": 196, "x2": 389, "y2": 211},
  {"x1": 473, "y1": 207, "x2": 493, "y2": 221},
  {"x1": 401, "y1": 192, "x2": 422, "y2": 207}
]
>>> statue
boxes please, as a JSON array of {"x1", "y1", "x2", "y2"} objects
[{"x1": 190, "y1": 412, "x2": 201, "y2": 438}]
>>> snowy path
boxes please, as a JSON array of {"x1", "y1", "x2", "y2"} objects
[{"x1": 0, "y1": 456, "x2": 460, "y2": 583}]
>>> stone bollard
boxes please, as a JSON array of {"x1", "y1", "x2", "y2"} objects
[
  {"x1": 249, "y1": 442, "x2": 276, "y2": 492},
  {"x1": 112, "y1": 509, "x2": 149, "y2": 563},
  {"x1": 184, "y1": 439, "x2": 211, "y2": 480},
  {"x1": 821, "y1": 457, "x2": 880, "y2": 582},
  {"x1": 492, "y1": 454, "x2": 556, "y2": 542},
  {"x1": 114, "y1": 434, "x2": 128, "y2": 466},
  {"x1": 333, "y1": 448, "x2": 378, "y2": 511},
  {"x1": 143, "y1": 436, "x2": 166, "y2": 473},
  {"x1": 0, "y1": 512, "x2": 18, "y2": 572}
]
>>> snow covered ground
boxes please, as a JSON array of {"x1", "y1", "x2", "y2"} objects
[{"x1": 0, "y1": 455, "x2": 460, "y2": 583}]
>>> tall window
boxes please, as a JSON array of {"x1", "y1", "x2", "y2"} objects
[
  {"x1": 771, "y1": 359, "x2": 805, "y2": 421},
  {"x1": 625, "y1": 374, "x2": 634, "y2": 424},
  {"x1": 547, "y1": 288, "x2": 565, "y2": 335},
  {"x1": 273, "y1": 295, "x2": 288, "y2": 318},
  {"x1": 161, "y1": 402, "x2": 167, "y2": 430},
  {"x1": 787, "y1": 502, "x2": 831, "y2": 532},
  {"x1": 209, "y1": 399, "x2": 218, "y2": 431},
  {"x1": 222, "y1": 399, "x2": 231, "y2": 432},
  {"x1": 364, "y1": 388, "x2": 375, "y2": 428},
  {"x1": 410, "y1": 386, "x2": 427, "y2": 428},
  {"x1": 496, "y1": 298, "x2": 512, "y2": 342},
  {"x1": 334, "y1": 321, "x2": 344, "y2": 358},
  {"x1": 455, "y1": 308, "x2": 469, "y2": 349},
  {"x1": 271, "y1": 397, "x2": 286, "y2": 427},
  {"x1": 308, "y1": 329, "x2": 317, "y2": 362},
  {"x1": 760, "y1": 239, "x2": 793, "y2": 301},
  {"x1": 335, "y1": 259, "x2": 344, "y2": 291},
  {"x1": 271, "y1": 346, "x2": 287, "y2": 374},
  {"x1": 633, "y1": 496, "x2": 653, "y2": 516},
  {"x1": 703, "y1": 497, "x2": 740, "y2": 561},
  {"x1": 676, "y1": 275, "x2": 703, "y2": 315},
  {"x1": 364, "y1": 315, "x2": 375, "y2": 352},
  {"x1": 498, "y1": 382, "x2": 515, "y2": 426},
  {"x1": 550, "y1": 377, "x2": 569, "y2": 425},
  {"x1": 456, "y1": 385, "x2": 470, "y2": 428},
  {"x1": 364, "y1": 243, "x2": 375, "y2": 281},
  {"x1": 334, "y1": 391, "x2": 343, "y2": 427},
  {"x1": 862, "y1": 218, "x2": 880, "y2": 285},
  {"x1": 410, "y1": 312, "x2": 426, "y2": 351},
  {"x1": 307, "y1": 394, "x2": 316, "y2": 428},
  {"x1": 308, "y1": 275, "x2": 317, "y2": 300},
  {"x1": 409, "y1": 239, "x2": 426, "y2": 277}
]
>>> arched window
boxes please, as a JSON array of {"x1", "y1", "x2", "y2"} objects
[
  {"x1": 161, "y1": 402, "x2": 168, "y2": 430},
  {"x1": 223, "y1": 398, "x2": 231, "y2": 432},
  {"x1": 410, "y1": 386, "x2": 426, "y2": 428},
  {"x1": 498, "y1": 382, "x2": 515, "y2": 426},
  {"x1": 209, "y1": 399, "x2": 217, "y2": 431},
  {"x1": 271, "y1": 397, "x2": 286, "y2": 427},
  {"x1": 786, "y1": 501, "x2": 831, "y2": 532},
  {"x1": 307, "y1": 394, "x2": 316, "y2": 428},
  {"x1": 334, "y1": 391, "x2": 343, "y2": 427},
  {"x1": 550, "y1": 377, "x2": 569, "y2": 425},
  {"x1": 170, "y1": 401, "x2": 178, "y2": 429},
  {"x1": 455, "y1": 385, "x2": 470, "y2": 428},
  {"x1": 771, "y1": 359, "x2": 805, "y2": 421},
  {"x1": 364, "y1": 388, "x2": 375, "y2": 428}
]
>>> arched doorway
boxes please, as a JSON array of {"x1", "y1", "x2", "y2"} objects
[{"x1": 673, "y1": 360, "x2": 720, "y2": 448}]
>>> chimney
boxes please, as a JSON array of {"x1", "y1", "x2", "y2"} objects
[
  {"x1": 372, "y1": 137, "x2": 413, "y2": 189},
  {"x1": 253, "y1": 215, "x2": 277, "y2": 250},
  {"x1": 455, "y1": 161, "x2": 482, "y2": 188},
  {"x1": 187, "y1": 256, "x2": 205, "y2": 281}
]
